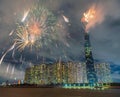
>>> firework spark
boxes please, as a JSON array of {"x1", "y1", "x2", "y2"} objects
[
  {"x1": 81, "y1": 9, "x2": 96, "y2": 23},
  {"x1": 81, "y1": 5, "x2": 96, "y2": 32}
]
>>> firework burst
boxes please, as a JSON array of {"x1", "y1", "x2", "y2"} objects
[
  {"x1": 15, "y1": 5, "x2": 57, "y2": 51},
  {"x1": 81, "y1": 5, "x2": 96, "y2": 32},
  {"x1": 15, "y1": 25, "x2": 33, "y2": 50}
]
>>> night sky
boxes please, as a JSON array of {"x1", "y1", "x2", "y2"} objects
[{"x1": 0, "y1": 0, "x2": 120, "y2": 83}]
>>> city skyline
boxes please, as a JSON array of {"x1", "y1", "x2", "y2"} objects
[{"x1": 0, "y1": 0, "x2": 120, "y2": 83}]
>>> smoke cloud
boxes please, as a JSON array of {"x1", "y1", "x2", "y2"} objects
[{"x1": 90, "y1": 0, "x2": 120, "y2": 65}]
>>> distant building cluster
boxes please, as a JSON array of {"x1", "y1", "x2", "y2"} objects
[
  {"x1": 24, "y1": 62, "x2": 87, "y2": 85},
  {"x1": 24, "y1": 31, "x2": 112, "y2": 88},
  {"x1": 24, "y1": 62, "x2": 111, "y2": 85}
]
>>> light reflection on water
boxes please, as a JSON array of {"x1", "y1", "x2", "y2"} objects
[{"x1": 0, "y1": 88, "x2": 119, "y2": 97}]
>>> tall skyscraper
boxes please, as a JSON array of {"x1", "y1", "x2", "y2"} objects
[{"x1": 84, "y1": 32, "x2": 97, "y2": 86}]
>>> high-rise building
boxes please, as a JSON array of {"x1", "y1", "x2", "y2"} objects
[
  {"x1": 75, "y1": 62, "x2": 87, "y2": 83},
  {"x1": 94, "y1": 63, "x2": 112, "y2": 84},
  {"x1": 84, "y1": 32, "x2": 97, "y2": 86}
]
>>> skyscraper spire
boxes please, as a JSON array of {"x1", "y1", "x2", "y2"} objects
[{"x1": 84, "y1": 32, "x2": 97, "y2": 86}]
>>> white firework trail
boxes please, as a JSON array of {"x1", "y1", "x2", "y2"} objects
[
  {"x1": 62, "y1": 15, "x2": 69, "y2": 23},
  {"x1": 0, "y1": 53, "x2": 7, "y2": 66},
  {"x1": 12, "y1": 49, "x2": 15, "y2": 59},
  {"x1": 21, "y1": 9, "x2": 30, "y2": 22},
  {"x1": 9, "y1": 30, "x2": 14, "y2": 36},
  {"x1": 8, "y1": 42, "x2": 16, "y2": 52},
  {"x1": 0, "y1": 42, "x2": 16, "y2": 65}
]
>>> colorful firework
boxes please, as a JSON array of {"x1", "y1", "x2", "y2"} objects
[
  {"x1": 81, "y1": 5, "x2": 96, "y2": 32},
  {"x1": 15, "y1": 5, "x2": 57, "y2": 51}
]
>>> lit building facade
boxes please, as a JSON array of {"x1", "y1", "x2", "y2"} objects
[
  {"x1": 24, "y1": 62, "x2": 87, "y2": 85},
  {"x1": 75, "y1": 62, "x2": 87, "y2": 83},
  {"x1": 24, "y1": 62, "x2": 111, "y2": 87}
]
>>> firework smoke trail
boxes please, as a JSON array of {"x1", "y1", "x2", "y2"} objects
[
  {"x1": 12, "y1": 48, "x2": 15, "y2": 59},
  {"x1": 11, "y1": 65, "x2": 15, "y2": 75},
  {"x1": 6, "y1": 64, "x2": 10, "y2": 73},
  {"x1": 0, "y1": 42, "x2": 16, "y2": 65}
]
